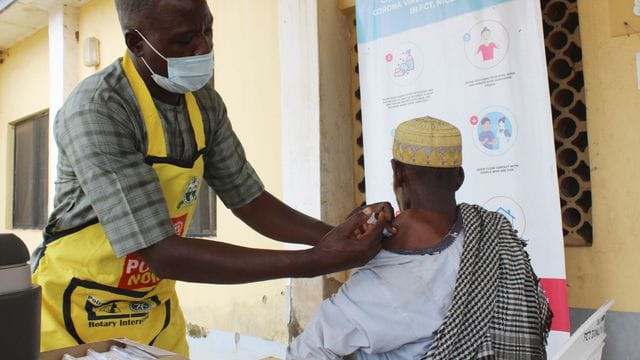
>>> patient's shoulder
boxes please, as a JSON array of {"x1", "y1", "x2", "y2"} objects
[{"x1": 383, "y1": 210, "x2": 448, "y2": 251}]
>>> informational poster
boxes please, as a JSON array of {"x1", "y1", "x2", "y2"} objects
[{"x1": 356, "y1": 0, "x2": 569, "y2": 355}]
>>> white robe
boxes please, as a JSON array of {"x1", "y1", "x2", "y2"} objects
[{"x1": 287, "y1": 231, "x2": 464, "y2": 360}]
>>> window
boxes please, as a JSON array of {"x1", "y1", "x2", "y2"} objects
[
  {"x1": 13, "y1": 112, "x2": 49, "y2": 229},
  {"x1": 542, "y1": 0, "x2": 593, "y2": 246},
  {"x1": 186, "y1": 76, "x2": 217, "y2": 238},
  {"x1": 187, "y1": 184, "x2": 216, "y2": 237}
]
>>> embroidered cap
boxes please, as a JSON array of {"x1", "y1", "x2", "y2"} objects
[{"x1": 393, "y1": 116, "x2": 462, "y2": 168}]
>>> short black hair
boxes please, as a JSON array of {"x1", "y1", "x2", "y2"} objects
[
  {"x1": 481, "y1": 117, "x2": 491, "y2": 125},
  {"x1": 114, "y1": 0, "x2": 155, "y2": 31}
]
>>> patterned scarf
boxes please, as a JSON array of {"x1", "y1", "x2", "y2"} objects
[{"x1": 423, "y1": 203, "x2": 553, "y2": 360}]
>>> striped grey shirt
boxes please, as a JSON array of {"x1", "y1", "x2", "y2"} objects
[{"x1": 44, "y1": 58, "x2": 264, "y2": 257}]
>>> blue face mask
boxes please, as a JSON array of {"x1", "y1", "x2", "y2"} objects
[{"x1": 135, "y1": 29, "x2": 213, "y2": 94}]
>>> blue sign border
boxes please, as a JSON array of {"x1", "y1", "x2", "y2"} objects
[{"x1": 356, "y1": 0, "x2": 513, "y2": 44}]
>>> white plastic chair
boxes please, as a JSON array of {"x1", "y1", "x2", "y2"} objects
[{"x1": 552, "y1": 299, "x2": 615, "y2": 360}]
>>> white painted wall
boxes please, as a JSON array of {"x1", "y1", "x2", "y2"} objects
[{"x1": 48, "y1": 4, "x2": 78, "y2": 211}]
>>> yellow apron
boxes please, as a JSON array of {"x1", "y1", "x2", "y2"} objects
[{"x1": 33, "y1": 51, "x2": 206, "y2": 356}]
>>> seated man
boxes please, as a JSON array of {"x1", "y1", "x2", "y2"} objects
[{"x1": 287, "y1": 116, "x2": 552, "y2": 360}]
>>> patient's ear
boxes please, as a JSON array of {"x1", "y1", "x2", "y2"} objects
[
  {"x1": 453, "y1": 167, "x2": 465, "y2": 191},
  {"x1": 391, "y1": 160, "x2": 405, "y2": 187}
]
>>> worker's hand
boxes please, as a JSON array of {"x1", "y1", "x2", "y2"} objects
[
  {"x1": 347, "y1": 202, "x2": 396, "y2": 238},
  {"x1": 313, "y1": 206, "x2": 390, "y2": 271}
]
